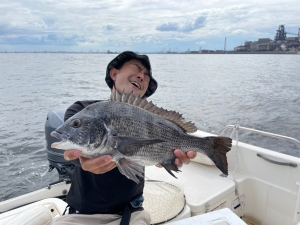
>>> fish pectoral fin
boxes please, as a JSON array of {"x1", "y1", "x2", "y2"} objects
[
  {"x1": 161, "y1": 160, "x2": 181, "y2": 179},
  {"x1": 116, "y1": 158, "x2": 144, "y2": 184},
  {"x1": 116, "y1": 136, "x2": 164, "y2": 150}
]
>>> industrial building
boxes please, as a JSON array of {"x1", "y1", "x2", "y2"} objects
[{"x1": 234, "y1": 25, "x2": 300, "y2": 52}]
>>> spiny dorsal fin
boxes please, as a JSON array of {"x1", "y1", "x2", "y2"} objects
[{"x1": 110, "y1": 89, "x2": 197, "y2": 133}]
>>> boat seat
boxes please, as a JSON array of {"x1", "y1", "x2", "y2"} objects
[
  {"x1": 0, "y1": 198, "x2": 67, "y2": 225},
  {"x1": 145, "y1": 162, "x2": 241, "y2": 215}
]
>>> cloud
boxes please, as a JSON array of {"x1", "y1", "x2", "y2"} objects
[
  {"x1": 0, "y1": 33, "x2": 92, "y2": 46},
  {"x1": 196, "y1": 41, "x2": 206, "y2": 45},
  {"x1": 156, "y1": 16, "x2": 206, "y2": 32},
  {"x1": 105, "y1": 25, "x2": 117, "y2": 31},
  {"x1": 156, "y1": 22, "x2": 179, "y2": 32},
  {"x1": 232, "y1": 29, "x2": 248, "y2": 35},
  {"x1": 0, "y1": 0, "x2": 299, "y2": 51}
]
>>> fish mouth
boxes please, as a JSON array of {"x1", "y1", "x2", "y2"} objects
[
  {"x1": 130, "y1": 81, "x2": 141, "y2": 90},
  {"x1": 50, "y1": 131, "x2": 67, "y2": 148},
  {"x1": 51, "y1": 131, "x2": 64, "y2": 140}
]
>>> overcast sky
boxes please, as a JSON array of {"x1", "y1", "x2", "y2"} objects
[{"x1": 0, "y1": 0, "x2": 299, "y2": 52}]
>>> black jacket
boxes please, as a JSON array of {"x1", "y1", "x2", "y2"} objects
[{"x1": 64, "y1": 100, "x2": 144, "y2": 214}]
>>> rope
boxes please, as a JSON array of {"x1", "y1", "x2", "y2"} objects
[{"x1": 229, "y1": 124, "x2": 244, "y2": 218}]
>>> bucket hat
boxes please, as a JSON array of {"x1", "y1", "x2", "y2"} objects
[{"x1": 105, "y1": 51, "x2": 158, "y2": 97}]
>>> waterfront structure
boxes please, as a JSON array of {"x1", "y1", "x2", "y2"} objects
[{"x1": 234, "y1": 25, "x2": 300, "y2": 52}]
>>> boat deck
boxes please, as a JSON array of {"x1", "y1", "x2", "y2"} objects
[{"x1": 145, "y1": 162, "x2": 247, "y2": 215}]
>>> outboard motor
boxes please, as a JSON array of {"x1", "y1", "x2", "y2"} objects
[{"x1": 45, "y1": 107, "x2": 74, "y2": 181}]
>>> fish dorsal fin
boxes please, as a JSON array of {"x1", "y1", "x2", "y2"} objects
[{"x1": 110, "y1": 89, "x2": 197, "y2": 133}]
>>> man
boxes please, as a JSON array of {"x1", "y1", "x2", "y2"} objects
[{"x1": 52, "y1": 51, "x2": 196, "y2": 225}]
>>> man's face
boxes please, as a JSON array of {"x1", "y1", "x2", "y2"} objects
[{"x1": 110, "y1": 59, "x2": 150, "y2": 97}]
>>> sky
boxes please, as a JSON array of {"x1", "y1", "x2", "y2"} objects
[{"x1": 0, "y1": 0, "x2": 300, "y2": 53}]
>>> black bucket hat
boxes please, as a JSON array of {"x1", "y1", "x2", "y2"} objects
[{"x1": 105, "y1": 51, "x2": 158, "y2": 98}]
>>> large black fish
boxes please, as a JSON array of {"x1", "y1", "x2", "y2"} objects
[{"x1": 51, "y1": 90, "x2": 232, "y2": 183}]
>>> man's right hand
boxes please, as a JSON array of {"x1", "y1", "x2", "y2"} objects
[{"x1": 64, "y1": 150, "x2": 117, "y2": 174}]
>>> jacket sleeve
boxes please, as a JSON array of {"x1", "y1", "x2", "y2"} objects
[{"x1": 64, "y1": 100, "x2": 100, "y2": 121}]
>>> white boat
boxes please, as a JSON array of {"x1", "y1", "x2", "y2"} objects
[{"x1": 0, "y1": 108, "x2": 299, "y2": 225}]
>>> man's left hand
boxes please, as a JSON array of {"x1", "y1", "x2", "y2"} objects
[{"x1": 156, "y1": 150, "x2": 196, "y2": 168}]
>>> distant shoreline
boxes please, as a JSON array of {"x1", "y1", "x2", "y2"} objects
[
  {"x1": 0, "y1": 51, "x2": 299, "y2": 54},
  {"x1": 160, "y1": 51, "x2": 300, "y2": 54}
]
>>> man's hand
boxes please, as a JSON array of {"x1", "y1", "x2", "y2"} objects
[
  {"x1": 174, "y1": 149, "x2": 197, "y2": 168},
  {"x1": 156, "y1": 149, "x2": 197, "y2": 168},
  {"x1": 64, "y1": 149, "x2": 116, "y2": 174}
]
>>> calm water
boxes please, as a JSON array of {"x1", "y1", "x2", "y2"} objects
[{"x1": 0, "y1": 53, "x2": 299, "y2": 201}]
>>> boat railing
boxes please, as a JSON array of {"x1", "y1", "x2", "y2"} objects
[
  {"x1": 219, "y1": 125, "x2": 299, "y2": 167},
  {"x1": 219, "y1": 124, "x2": 300, "y2": 149}
]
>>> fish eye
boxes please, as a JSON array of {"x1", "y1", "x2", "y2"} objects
[{"x1": 71, "y1": 119, "x2": 81, "y2": 128}]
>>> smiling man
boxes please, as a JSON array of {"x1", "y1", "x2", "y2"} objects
[
  {"x1": 109, "y1": 60, "x2": 150, "y2": 96},
  {"x1": 52, "y1": 51, "x2": 196, "y2": 225}
]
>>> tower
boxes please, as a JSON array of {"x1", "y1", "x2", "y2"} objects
[{"x1": 275, "y1": 25, "x2": 287, "y2": 41}]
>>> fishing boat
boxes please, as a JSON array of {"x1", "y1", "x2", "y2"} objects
[{"x1": 0, "y1": 108, "x2": 299, "y2": 225}]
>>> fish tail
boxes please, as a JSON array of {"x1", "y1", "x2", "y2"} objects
[{"x1": 205, "y1": 136, "x2": 232, "y2": 176}]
